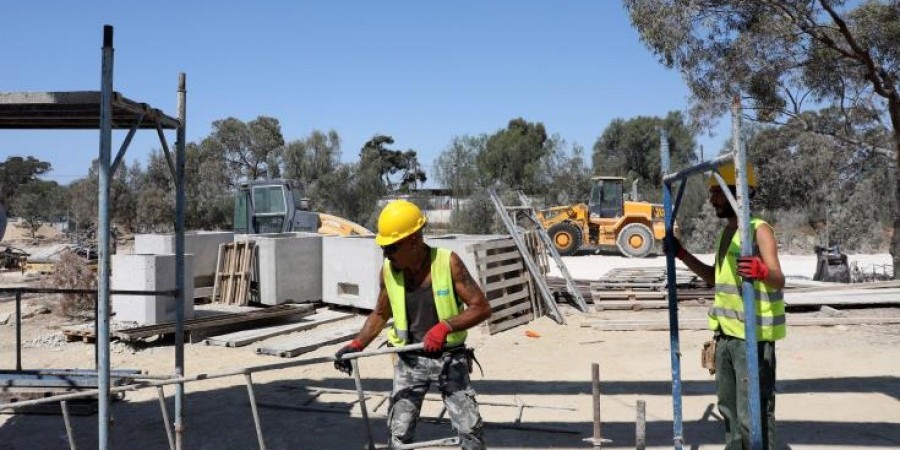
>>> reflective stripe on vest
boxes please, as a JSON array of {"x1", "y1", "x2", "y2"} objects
[
  {"x1": 385, "y1": 247, "x2": 467, "y2": 347},
  {"x1": 708, "y1": 217, "x2": 786, "y2": 341}
]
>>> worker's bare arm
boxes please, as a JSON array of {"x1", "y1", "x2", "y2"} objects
[
  {"x1": 353, "y1": 269, "x2": 392, "y2": 348},
  {"x1": 755, "y1": 224, "x2": 785, "y2": 289},
  {"x1": 446, "y1": 252, "x2": 491, "y2": 331},
  {"x1": 679, "y1": 248, "x2": 715, "y2": 286}
]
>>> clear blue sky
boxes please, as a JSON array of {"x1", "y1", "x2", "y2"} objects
[{"x1": 0, "y1": 1, "x2": 728, "y2": 186}]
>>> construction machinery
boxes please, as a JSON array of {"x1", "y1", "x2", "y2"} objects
[
  {"x1": 534, "y1": 176, "x2": 668, "y2": 258},
  {"x1": 233, "y1": 179, "x2": 373, "y2": 236}
]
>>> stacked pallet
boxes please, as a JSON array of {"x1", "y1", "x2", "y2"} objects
[
  {"x1": 212, "y1": 240, "x2": 257, "y2": 305},
  {"x1": 471, "y1": 233, "x2": 546, "y2": 334},
  {"x1": 589, "y1": 267, "x2": 711, "y2": 310}
]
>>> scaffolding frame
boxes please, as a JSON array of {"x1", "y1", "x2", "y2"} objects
[
  {"x1": 660, "y1": 96, "x2": 764, "y2": 450},
  {"x1": 0, "y1": 25, "x2": 187, "y2": 450}
]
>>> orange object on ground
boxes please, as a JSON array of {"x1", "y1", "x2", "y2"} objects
[{"x1": 525, "y1": 330, "x2": 541, "y2": 338}]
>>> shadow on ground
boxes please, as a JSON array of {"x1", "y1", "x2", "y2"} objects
[{"x1": 0, "y1": 375, "x2": 897, "y2": 449}]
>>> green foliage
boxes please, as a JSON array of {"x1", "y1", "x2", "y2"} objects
[
  {"x1": 284, "y1": 129, "x2": 342, "y2": 198},
  {"x1": 626, "y1": 0, "x2": 900, "y2": 274},
  {"x1": 450, "y1": 190, "x2": 498, "y2": 235},
  {"x1": 185, "y1": 142, "x2": 232, "y2": 231},
  {"x1": 0, "y1": 156, "x2": 51, "y2": 205},
  {"x1": 434, "y1": 134, "x2": 485, "y2": 200},
  {"x1": 542, "y1": 140, "x2": 593, "y2": 206},
  {"x1": 10, "y1": 180, "x2": 66, "y2": 239},
  {"x1": 359, "y1": 135, "x2": 426, "y2": 192},
  {"x1": 477, "y1": 118, "x2": 553, "y2": 192},
  {"x1": 205, "y1": 116, "x2": 286, "y2": 182}
]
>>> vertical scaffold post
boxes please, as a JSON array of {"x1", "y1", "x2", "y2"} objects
[
  {"x1": 731, "y1": 95, "x2": 764, "y2": 449},
  {"x1": 175, "y1": 72, "x2": 187, "y2": 450},
  {"x1": 97, "y1": 24, "x2": 114, "y2": 450},
  {"x1": 660, "y1": 129, "x2": 684, "y2": 449}
]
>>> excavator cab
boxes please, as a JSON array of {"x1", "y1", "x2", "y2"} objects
[{"x1": 233, "y1": 180, "x2": 318, "y2": 235}]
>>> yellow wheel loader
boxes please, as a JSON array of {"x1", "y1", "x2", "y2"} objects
[{"x1": 535, "y1": 177, "x2": 669, "y2": 258}]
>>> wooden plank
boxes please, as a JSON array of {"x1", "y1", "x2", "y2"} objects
[
  {"x1": 212, "y1": 243, "x2": 224, "y2": 302},
  {"x1": 475, "y1": 250, "x2": 522, "y2": 266},
  {"x1": 113, "y1": 304, "x2": 314, "y2": 340},
  {"x1": 471, "y1": 239, "x2": 517, "y2": 252},
  {"x1": 482, "y1": 274, "x2": 529, "y2": 292},
  {"x1": 487, "y1": 289, "x2": 530, "y2": 308},
  {"x1": 489, "y1": 301, "x2": 533, "y2": 321},
  {"x1": 591, "y1": 291, "x2": 667, "y2": 300},
  {"x1": 204, "y1": 309, "x2": 354, "y2": 347},
  {"x1": 488, "y1": 313, "x2": 535, "y2": 334},
  {"x1": 256, "y1": 317, "x2": 367, "y2": 358},
  {"x1": 481, "y1": 261, "x2": 525, "y2": 278}
]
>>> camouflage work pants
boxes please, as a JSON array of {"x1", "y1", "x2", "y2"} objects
[{"x1": 388, "y1": 350, "x2": 485, "y2": 449}]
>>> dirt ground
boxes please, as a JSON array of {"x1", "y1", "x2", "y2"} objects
[{"x1": 0, "y1": 253, "x2": 898, "y2": 450}]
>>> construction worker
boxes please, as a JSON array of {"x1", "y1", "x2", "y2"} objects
[
  {"x1": 666, "y1": 162, "x2": 785, "y2": 450},
  {"x1": 334, "y1": 199, "x2": 491, "y2": 450}
]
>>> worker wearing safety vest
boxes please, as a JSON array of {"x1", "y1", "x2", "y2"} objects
[
  {"x1": 334, "y1": 200, "x2": 491, "y2": 450},
  {"x1": 667, "y1": 162, "x2": 785, "y2": 450}
]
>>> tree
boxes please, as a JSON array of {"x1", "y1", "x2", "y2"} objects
[
  {"x1": 204, "y1": 116, "x2": 286, "y2": 182},
  {"x1": 10, "y1": 180, "x2": 66, "y2": 239},
  {"x1": 284, "y1": 129, "x2": 342, "y2": 204},
  {"x1": 627, "y1": 0, "x2": 900, "y2": 277},
  {"x1": 0, "y1": 156, "x2": 51, "y2": 205},
  {"x1": 477, "y1": 118, "x2": 553, "y2": 192},
  {"x1": 544, "y1": 139, "x2": 594, "y2": 206},
  {"x1": 359, "y1": 135, "x2": 426, "y2": 192},
  {"x1": 433, "y1": 134, "x2": 486, "y2": 210},
  {"x1": 185, "y1": 141, "x2": 232, "y2": 230}
]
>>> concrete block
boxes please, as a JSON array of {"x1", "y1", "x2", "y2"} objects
[
  {"x1": 321, "y1": 236, "x2": 382, "y2": 310},
  {"x1": 134, "y1": 231, "x2": 233, "y2": 285},
  {"x1": 252, "y1": 234, "x2": 322, "y2": 305},
  {"x1": 112, "y1": 254, "x2": 194, "y2": 325}
]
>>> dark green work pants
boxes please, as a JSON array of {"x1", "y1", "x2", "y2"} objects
[{"x1": 715, "y1": 334, "x2": 777, "y2": 450}]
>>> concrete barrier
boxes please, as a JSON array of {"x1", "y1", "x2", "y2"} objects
[
  {"x1": 134, "y1": 231, "x2": 234, "y2": 286},
  {"x1": 321, "y1": 236, "x2": 382, "y2": 309},
  {"x1": 112, "y1": 254, "x2": 194, "y2": 325},
  {"x1": 252, "y1": 234, "x2": 322, "y2": 305}
]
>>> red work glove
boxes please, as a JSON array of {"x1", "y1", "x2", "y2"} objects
[
  {"x1": 423, "y1": 321, "x2": 452, "y2": 352},
  {"x1": 737, "y1": 256, "x2": 769, "y2": 281}
]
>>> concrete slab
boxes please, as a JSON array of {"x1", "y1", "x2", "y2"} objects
[
  {"x1": 252, "y1": 234, "x2": 322, "y2": 305},
  {"x1": 321, "y1": 236, "x2": 382, "y2": 309},
  {"x1": 111, "y1": 254, "x2": 194, "y2": 325},
  {"x1": 134, "y1": 231, "x2": 233, "y2": 285}
]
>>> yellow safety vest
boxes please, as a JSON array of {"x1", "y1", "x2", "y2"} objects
[
  {"x1": 708, "y1": 217, "x2": 786, "y2": 341},
  {"x1": 385, "y1": 247, "x2": 467, "y2": 347}
]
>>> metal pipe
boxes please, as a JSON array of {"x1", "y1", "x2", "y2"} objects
[
  {"x1": 661, "y1": 129, "x2": 684, "y2": 449},
  {"x1": 97, "y1": 24, "x2": 115, "y2": 450},
  {"x1": 61, "y1": 400, "x2": 77, "y2": 450},
  {"x1": 175, "y1": 71, "x2": 187, "y2": 450},
  {"x1": 110, "y1": 112, "x2": 144, "y2": 174},
  {"x1": 662, "y1": 153, "x2": 734, "y2": 185},
  {"x1": 342, "y1": 342, "x2": 424, "y2": 360},
  {"x1": 395, "y1": 437, "x2": 459, "y2": 449},
  {"x1": 157, "y1": 386, "x2": 175, "y2": 450},
  {"x1": 591, "y1": 363, "x2": 602, "y2": 444},
  {"x1": 732, "y1": 95, "x2": 764, "y2": 450},
  {"x1": 636, "y1": 400, "x2": 646, "y2": 450},
  {"x1": 245, "y1": 373, "x2": 267, "y2": 450},
  {"x1": 15, "y1": 292, "x2": 21, "y2": 371},
  {"x1": 351, "y1": 359, "x2": 376, "y2": 450},
  {"x1": 0, "y1": 288, "x2": 177, "y2": 295}
]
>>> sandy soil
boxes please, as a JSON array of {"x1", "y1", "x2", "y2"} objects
[{"x1": 0, "y1": 253, "x2": 898, "y2": 450}]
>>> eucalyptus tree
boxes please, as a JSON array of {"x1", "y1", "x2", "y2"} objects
[{"x1": 627, "y1": 0, "x2": 900, "y2": 276}]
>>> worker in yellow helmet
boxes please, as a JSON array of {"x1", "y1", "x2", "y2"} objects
[
  {"x1": 666, "y1": 161, "x2": 785, "y2": 450},
  {"x1": 334, "y1": 199, "x2": 491, "y2": 450}
]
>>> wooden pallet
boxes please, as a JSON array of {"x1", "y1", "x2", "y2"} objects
[
  {"x1": 62, "y1": 328, "x2": 96, "y2": 343},
  {"x1": 212, "y1": 240, "x2": 257, "y2": 305},
  {"x1": 471, "y1": 236, "x2": 542, "y2": 335}
]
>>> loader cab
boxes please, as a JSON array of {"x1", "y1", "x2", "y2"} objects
[
  {"x1": 589, "y1": 177, "x2": 625, "y2": 219},
  {"x1": 233, "y1": 180, "x2": 316, "y2": 234}
]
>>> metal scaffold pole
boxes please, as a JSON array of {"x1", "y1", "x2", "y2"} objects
[
  {"x1": 660, "y1": 129, "x2": 684, "y2": 449},
  {"x1": 175, "y1": 72, "x2": 187, "y2": 450},
  {"x1": 731, "y1": 95, "x2": 764, "y2": 449},
  {"x1": 97, "y1": 24, "x2": 114, "y2": 450}
]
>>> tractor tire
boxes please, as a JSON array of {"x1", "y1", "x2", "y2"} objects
[
  {"x1": 548, "y1": 222, "x2": 583, "y2": 256},
  {"x1": 616, "y1": 223, "x2": 654, "y2": 258}
]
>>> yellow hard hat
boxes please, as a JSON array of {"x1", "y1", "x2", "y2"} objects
[
  {"x1": 708, "y1": 161, "x2": 757, "y2": 188},
  {"x1": 375, "y1": 200, "x2": 427, "y2": 246}
]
